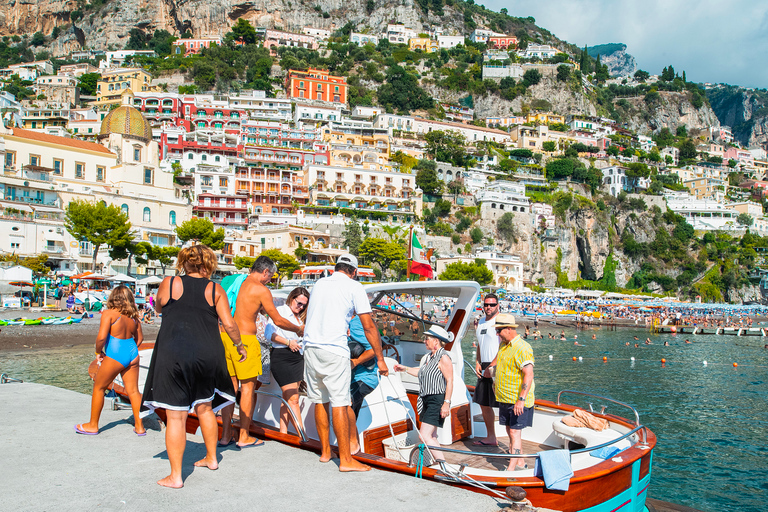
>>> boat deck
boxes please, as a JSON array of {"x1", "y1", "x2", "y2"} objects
[{"x1": 440, "y1": 437, "x2": 555, "y2": 471}]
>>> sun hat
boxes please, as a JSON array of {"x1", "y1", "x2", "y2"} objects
[
  {"x1": 495, "y1": 313, "x2": 518, "y2": 328},
  {"x1": 337, "y1": 254, "x2": 358, "y2": 269},
  {"x1": 423, "y1": 325, "x2": 454, "y2": 343}
]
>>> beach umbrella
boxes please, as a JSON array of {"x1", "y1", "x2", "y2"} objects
[
  {"x1": 9, "y1": 281, "x2": 34, "y2": 287},
  {"x1": 138, "y1": 275, "x2": 163, "y2": 285}
]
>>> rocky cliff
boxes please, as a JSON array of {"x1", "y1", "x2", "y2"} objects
[
  {"x1": 615, "y1": 91, "x2": 720, "y2": 135},
  {"x1": 706, "y1": 85, "x2": 768, "y2": 150},
  {"x1": 587, "y1": 43, "x2": 636, "y2": 78}
]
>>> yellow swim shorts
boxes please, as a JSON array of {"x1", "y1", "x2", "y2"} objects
[{"x1": 221, "y1": 332, "x2": 262, "y2": 380}]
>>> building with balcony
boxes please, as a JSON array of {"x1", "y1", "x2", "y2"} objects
[
  {"x1": 263, "y1": 30, "x2": 319, "y2": 55},
  {"x1": 69, "y1": 107, "x2": 108, "y2": 140},
  {"x1": 306, "y1": 163, "x2": 421, "y2": 220},
  {"x1": 517, "y1": 44, "x2": 558, "y2": 59},
  {"x1": 469, "y1": 29, "x2": 506, "y2": 44},
  {"x1": 286, "y1": 69, "x2": 347, "y2": 104},
  {"x1": 162, "y1": 129, "x2": 240, "y2": 174},
  {"x1": 321, "y1": 119, "x2": 391, "y2": 171},
  {"x1": 96, "y1": 68, "x2": 159, "y2": 107},
  {"x1": 34, "y1": 75, "x2": 79, "y2": 107},
  {"x1": 488, "y1": 36, "x2": 518, "y2": 49},
  {"x1": 193, "y1": 193, "x2": 249, "y2": 229},
  {"x1": 684, "y1": 176, "x2": 727, "y2": 201},
  {"x1": 99, "y1": 51, "x2": 157, "y2": 69},
  {"x1": 172, "y1": 37, "x2": 222, "y2": 56},
  {"x1": 302, "y1": 27, "x2": 332, "y2": 40},
  {"x1": 21, "y1": 105, "x2": 71, "y2": 132},
  {"x1": 666, "y1": 197, "x2": 740, "y2": 231},
  {"x1": 476, "y1": 181, "x2": 530, "y2": 218},
  {"x1": 294, "y1": 102, "x2": 344, "y2": 125},
  {"x1": 440, "y1": 103, "x2": 474, "y2": 124},
  {"x1": 59, "y1": 62, "x2": 99, "y2": 77},
  {"x1": 0, "y1": 60, "x2": 54, "y2": 80},
  {"x1": 224, "y1": 224, "x2": 335, "y2": 261},
  {"x1": 385, "y1": 24, "x2": 418, "y2": 44},
  {"x1": 350, "y1": 33, "x2": 379, "y2": 46},
  {"x1": 438, "y1": 35, "x2": 464, "y2": 49},
  {"x1": 228, "y1": 90, "x2": 292, "y2": 122},
  {"x1": 373, "y1": 114, "x2": 512, "y2": 144},
  {"x1": 436, "y1": 251, "x2": 524, "y2": 292},
  {"x1": 408, "y1": 37, "x2": 439, "y2": 53}
]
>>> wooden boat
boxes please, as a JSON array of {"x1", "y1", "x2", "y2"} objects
[{"x1": 94, "y1": 280, "x2": 656, "y2": 512}]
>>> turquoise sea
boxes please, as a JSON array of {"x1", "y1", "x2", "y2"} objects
[{"x1": 2, "y1": 325, "x2": 767, "y2": 512}]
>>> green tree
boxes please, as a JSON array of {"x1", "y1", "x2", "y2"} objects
[
  {"x1": 148, "y1": 29, "x2": 177, "y2": 57},
  {"x1": 30, "y1": 32, "x2": 46, "y2": 46},
  {"x1": 424, "y1": 130, "x2": 471, "y2": 167},
  {"x1": 522, "y1": 68, "x2": 541, "y2": 87},
  {"x1": 415, "y1": 166, "x2": 442, "y2": 196},
  {"x1": 65, "y1": 200, "x2": 134, "y2": 270},
  {"x1": 678, "y1": 139, "x2": 698, "y2": 161},
  {"x1": 542, "y1": 140, "x2": 556, "y2": 152},
  {"x1": 391, "y1": 150, "x2": 418, "y2": 172},
  {"x1": 469, "y1": 226, "x2": 483, "y2": 244},
  {"x1": 125, "y1": 28, "x2": 148, "y2": 50},
  {"x1": 556, "y1": 64, "x2": 571, "y2": 82},
  {"x1": 109, "y1": 240, "x2": 150, "y2": 276},
  {"x1": 233, "y1": 256, "x2": 255, "y2": 270},
  {"x1": 546, "y1": 158, "x2": 575, "y2": 180},
  {"x1": 78, "y1": 73, "x2": 101, "y2": 96},
  {"x1": 377, "y1": 65, "x2": 433, "y2": 113},
  {"x1": 737, "y1": 213, "x2": 754, "y2": 226},
  {"x1": 154, "y1": 246, "x2": 180, "y2": 275},
  {"x1": 359, "y1": 237, "x2": 406, "y2": 279},
  {"x1": 175, "y1": 218, "x2": 225, "y2": 250},
  {"x1": 634, "y1": 70, "x2": 650, "y2": 81},
  {"x1": 228, "y1": 18, "x2": 258, "y2": 45},
  {"x1": 341, "y1": 218, "x2": 363, "y2": 255},
  {"x1": 261, "y1": 249, "x2": 300, "y2": 285},
  {"x1": 433, "y1": 198, "x2": 452, "y2": 217},
  {"x1": 496, "y1": 212, "x2": 518, "y2": 244},
  {"x1": 438, "y1": 259, "x2": 493, "y2": 285},
  {"x1": 294, "y1": 242, "x2": 309, "y2": 262}
]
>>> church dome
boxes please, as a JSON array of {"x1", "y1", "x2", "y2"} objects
[{"x1": 98, "y1": 105, "x2": 152, "y2": 142}]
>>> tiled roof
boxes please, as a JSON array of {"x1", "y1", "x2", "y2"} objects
[{"x1": 10, "y1": 128, "x2": 115, "y2": 155}]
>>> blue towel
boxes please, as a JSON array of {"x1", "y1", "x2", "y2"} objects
[
  {"x1": 589, "y1": 445, "x2": 625, "y2": 460},
  {"x1": 225, "y1": 274, "x2": 248, "y2": 316},
  {"x1": 534, "y1": 449, "x2": 573, "y2": 491}
]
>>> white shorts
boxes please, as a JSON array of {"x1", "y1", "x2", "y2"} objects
[{"x1": 303, "y1": 346, "x2": 351, "y2": 407}]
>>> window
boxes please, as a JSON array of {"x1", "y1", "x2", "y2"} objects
[
  {"x1": 30, "y1": 155, "x2": 40, "y2": 166},
  {"x1": 215, "y1": 156, "x2": 220, "y2": 162},
  {"x1": 143, "y1": 207, "x2": 151, "y2": 222},
  {"x1": 5, "y1": 151, "x2": 15, "y2": 168},
  {"x1": 75, "y1": 162, "x2": 84, "y2": 179},
  {"x1": 169, "y1": 211, "x2": 176, "y2": 225},
  {"x1": 219, "y1": 177, "x2": 227, "y2": 187},
  {"x1": 121, "y1": 204, "x2": 129, "y2": 215},
  {"x1": 133, "y1": 147, "x2": 141, "y2": 161},
  {"x1": 53, "y1": 159, "x2": 62, "y2": 175},
  {"x1": 201, "y1": 154, "x2": 207, "y2": 161},
  {"x1": 96, "y1": 166, "x2": 105, "y2": 182},
  {"x1": 188, "y1": 153, "x2": 194, "y2": 159},
  {"x1": 144, "y1": 168, "x2": 153, "y2": 185}
]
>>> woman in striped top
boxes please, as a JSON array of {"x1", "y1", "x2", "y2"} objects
[{"x1": 394, "y1": 325, "x2": 454, "y2": 461}]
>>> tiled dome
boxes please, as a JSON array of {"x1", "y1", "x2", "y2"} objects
[{"x1": 98, "y1": 105, "x2": 152, "y2": 141}]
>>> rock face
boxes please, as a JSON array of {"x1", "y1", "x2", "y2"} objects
[
  {"x1": 617, "y1": 91, "x2": 720, "y2": 135},
  {"x1": 706, "y1": 85, "x2": 768, "y2": 150},
  {"x1": 587, "y1": 43, "x2": 637, "y2": 78},
  {"x1": 1, "y1": 0, "x2": 434, "y2": 56}
]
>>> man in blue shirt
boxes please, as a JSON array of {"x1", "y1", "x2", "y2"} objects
[{"x1": 348, "y1": 315, "x2": 378, "y2": 454}]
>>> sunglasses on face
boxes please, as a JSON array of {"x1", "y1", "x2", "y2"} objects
[
  {"x1": 294, "y1": 299, "x2": 308, "y2": 309},
  {"x1": 495, "y1": 327, "x2": 508, "y2": 333},
  {"x1": 484, "y1": 303, "x2": 498, "y2": 308}
]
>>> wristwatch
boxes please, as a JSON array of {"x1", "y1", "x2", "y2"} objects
[{"x1": 517, "y1": 396, "x2": 525, "y2": 401}]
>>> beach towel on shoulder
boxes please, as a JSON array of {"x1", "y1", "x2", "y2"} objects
[{"x1": 224, "y1": 274, "x2": 248, "y2": 316}]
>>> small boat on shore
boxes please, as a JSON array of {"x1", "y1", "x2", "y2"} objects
[{"x1": 96, "y1": 281, "x2": 656, "y2": 512}]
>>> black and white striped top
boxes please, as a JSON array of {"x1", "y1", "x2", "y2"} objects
[{"x1": 418, "y1": 347, "x2": 452, "y2": 396}]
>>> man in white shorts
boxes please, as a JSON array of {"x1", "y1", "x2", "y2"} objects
[{"x1": 303, "y1": 254, "x2": 388, "y2": 472}]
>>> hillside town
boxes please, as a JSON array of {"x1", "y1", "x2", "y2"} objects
[{"x1": 1, "y1": 20, "x2": 767, "y2": 295}]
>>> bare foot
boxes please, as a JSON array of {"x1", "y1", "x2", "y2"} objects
[
  {"x1": 194, "y1": 457, "x2": 219, "y2": 470},
  {"x1": 350, "y1": 445, "x2": 361, "y2": 456},
  {"x1": 218, "y1": 436, "x2": 235, "y2": 447},
  {"x1": 319, "y1": 451, "x2": 333, "y2": 463},
  {"x1": 157, "y1": 475, "x2": 183, "y2": 488},
  {"x1": 339, "y1": 460, "x2": 372, "y2": 472}
]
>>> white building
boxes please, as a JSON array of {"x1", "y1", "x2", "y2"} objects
[
  {"x1": 302, "y1": 27, "x2": 331, "y2": 39},
  {"x1": 385, "y1": 24, "x2": 417, "y2": 44},
  {"x1": 351, "y1": 106, "x2": 384, "y2": 118},
  {"x1": 99, "y1": 50, "x2": 157, "y2": 69},
  {"x1": 350, "y1": 33, "x2": 379, "y2": 46},
  {"x1": 438, "y1": 35, "x2": 464, "y2": 49},
  {"x1": 666, "y1": 198, "x2": 740, "y2": 231},
  {"x1": 228, "y1": 90, "x2": 293, "y2": 122},
  {"x1": 469, "y1": 29, "x2": 505, "y2": 44},
  {"x1": 373, "y1": 114, "x2": 511, "y2": 144},
  {"x1": 294, "y1": 103, "x2": 344, "y2": 125},
  {"x1": 517, "y1": 44, "x2": 558, "y2": 59},
  {"x1": 436, "y1": 251, "x2": 525, "y2": 292},
  {"x1": 637, "y1": 135, "x2": 657, "y2": 152},
  {"x1": 476, "y1": 181, "x2": 530, "y2": 218},
  {"x1": 600, "y1": 165, "x2": 651, "y2": 196},
  {"x1": 530, "y1": 202, "x2": 555, "y2": 229},
  {"x1": 662, "y1": 146, "x2": 679, "y2": 166}
]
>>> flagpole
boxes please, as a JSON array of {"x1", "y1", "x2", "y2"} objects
[{"x1": 407, "y1": 225, "x2": 412, "y2": 281}]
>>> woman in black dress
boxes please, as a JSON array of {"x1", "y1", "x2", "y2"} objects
[{"x1": 142, "y1": 245, "x2": 246, "y2": 488}]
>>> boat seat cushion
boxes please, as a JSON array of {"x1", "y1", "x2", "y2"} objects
[{"x1": 552, "y1": 419, "x2": 631, "y2": 450}]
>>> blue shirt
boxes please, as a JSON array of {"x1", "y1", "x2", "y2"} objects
[{"x1": 349, "y1": 317, "x2": 378, "y2": 389}]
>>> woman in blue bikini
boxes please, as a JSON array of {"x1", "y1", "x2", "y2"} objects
[{"x1": 76, "y1": 285, "x2": 145, "y2": 435}]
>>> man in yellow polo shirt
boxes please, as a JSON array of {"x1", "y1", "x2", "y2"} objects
[{"x1": 491, "y1": 313, "x2": 534, "y2": 471}]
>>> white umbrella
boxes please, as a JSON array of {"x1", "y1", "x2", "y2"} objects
[
  {"x1": 138, "y1": 275, "x2": 163, "y2": 285},
  {"x1": 107, "y1": 273, "x2": 137, "y2": 283}
]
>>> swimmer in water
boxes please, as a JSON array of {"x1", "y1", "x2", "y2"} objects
[
  {"x1": 625, "y1": 342, "x2": 630, "y2": 346},
  {"x1": 634, "y1": 343, "x2": 639, "y2": 348},
  {"x1": 664, "y1": 341, "x2": 670, "y2": 346},
  {"x1": 633, "y1": 336, "x2": 639, "y2": 340},
  {"x1": 685, "y1": 339, "x2": 692, "y2": 344},
  {"x1": 645, "y1": 338, "x2": 652, "y2": 345},
  {"x1": 591, "y1": 334, "x2": 596, "y2": 340}
]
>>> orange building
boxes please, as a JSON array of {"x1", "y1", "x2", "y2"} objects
[{"x1": 286, "y1": 68, "x2": 347, "y2": 104}]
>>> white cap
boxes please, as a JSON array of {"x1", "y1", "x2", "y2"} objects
[
  {"x1": 423, "y1": 325, "x2": 454, "y2": 344},
  {"x1": 337, "y1": 254, "x2": 358, "y2": 269}
]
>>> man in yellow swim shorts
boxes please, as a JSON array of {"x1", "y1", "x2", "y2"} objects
[{"x1": 220, "y1": 256, "x2": 304, "y2": 448}]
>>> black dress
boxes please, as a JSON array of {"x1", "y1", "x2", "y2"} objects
[{"x1": 141, "y1": 275, "x2": 236, "y2": 417}]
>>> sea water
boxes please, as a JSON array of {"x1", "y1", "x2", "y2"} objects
[{"x1": 2, "y1": 326, "x2": 766, "y2": 512}]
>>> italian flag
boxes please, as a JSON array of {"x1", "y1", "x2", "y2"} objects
[{"x1": 409, "y1": 231, "x2": 434, "y2": 278}]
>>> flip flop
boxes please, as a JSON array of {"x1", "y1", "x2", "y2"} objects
[
  {"x1": 134, "y1": 428, "x2": 147, "y2": 437},
  {"x1": 74, "y1": 424, "x2": 99, "y2": 436},
  {"x1": 236, "y1": 439, "x2": 265, "y2": 449},
  {"x1": 473, "y1": 440, "x2": 498, "y2": 447}
]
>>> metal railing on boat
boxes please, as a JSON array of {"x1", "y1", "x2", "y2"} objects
[
  {"x1": 0, "y1": 374, "x2": 23, "y2": 384},
  {"x1": 556, "y1": 390, "x2": 642, "y2": 428},
  {"x1": 253, "y1": 389, "x2": 308, "y2": 442}
]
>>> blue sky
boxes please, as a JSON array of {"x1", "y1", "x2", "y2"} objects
[{"x1": 483, "y1": 0, "x2": 768, "y2": 89}]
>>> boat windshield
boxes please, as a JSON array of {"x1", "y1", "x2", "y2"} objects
[{"x1": 368, "y1": 290, "x2": 455, "y2": 343}]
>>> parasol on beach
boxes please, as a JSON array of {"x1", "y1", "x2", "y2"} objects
[{"x1": 9, "y1": 281, "x2": 34, "y2": 287}]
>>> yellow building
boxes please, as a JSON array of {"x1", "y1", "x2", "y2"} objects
[
  {"x1": 408, "y1": 37, "x2": 439, "y2": 53},
  {"x1": 95, "y1": 68, "x2": 159, "y2": 106},
  {"x1": 526, "y1": 112, "x2": 566, "y2": 125},
  {"x1": 321, "y1": 120, "x2": 392, "y2": 171}
]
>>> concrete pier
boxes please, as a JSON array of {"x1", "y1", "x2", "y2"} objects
[{"x1": 0, "y1": 382, "x2": 497, "y2": 512}]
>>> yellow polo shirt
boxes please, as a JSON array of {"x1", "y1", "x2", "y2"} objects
[{"x1": 494, "y1": 335, "x2": 535, "y2": 406}]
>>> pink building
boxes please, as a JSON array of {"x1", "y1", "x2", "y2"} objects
[
  {"x1": 173, "y1": 38, "x2": 222, "y2": 56},
  {"x1": 263, "y1": 30, "x2": 319, "y2": 56},
  {"x1": 724, "y1": 146, "x2": 754, "y2": 166},
  {"x1": 488, "y1": 36, "x2": 517, "y2": 49}
]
